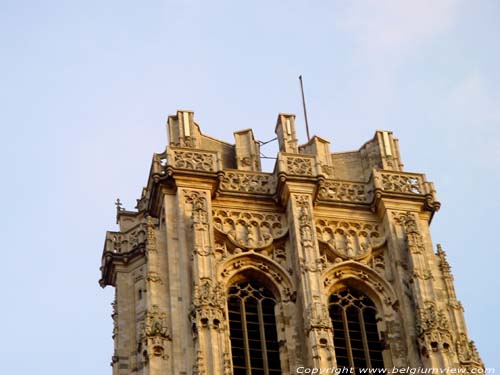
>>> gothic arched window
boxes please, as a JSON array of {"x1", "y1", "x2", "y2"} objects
[
  {"x1": 329, "y1": 289, "x2": 385, "y2": 372},
  {"x1": 227, "y1": 281, "x2": 282, "y2": 375}
]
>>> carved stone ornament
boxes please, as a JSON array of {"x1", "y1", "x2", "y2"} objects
[
  {"x1": 193, "y1": 349, "x2": 206, "y2": 375},
  {"x1": 212, "y1": 209, "x2": 287, "y2": 250},
  {"x1": 415, "y1": 302, "x2": 453, "y2": 355},
  {"x1": 146, "y1": 217, "x2": 158, "y2": 254},
  {"x1": 190, "y1": 279, "x2": 227, "y2": 335},
  {"x1": 144, "y1": 305, "x2": 170, "y2": 339},
  {"x1": 222, "y1": 351, "x2": 232, "y2": 375},
  {"x1": 111, "y1": 298, "x2": 118, "y2": 339},
  {"x1": 105, "y1": 222, "x2": 148, "y2": 254},
  {"x1": 192, "y1": 279, "x2": 226, "y2": 310},
  {"x1": 219, "y1": 171, "x2": 276, "y2": 194},
  {"x1": 393, "y1": 211, "x2": 425, "y2": 254},
  {"x1": 316, "y1": 219, "x2": 385, "y2": 261},
  {"x1": 304, "y1": 301, "x2": 332, "y2": 333},
  {"x1": 323, "y1": 262, "x2": 398, "y2": 312},
  {"x1": 184, "y1": 191, "x2": 209, "y2": 225},
  {"x1": 172, "y1": 150, "x2": 216, "y2": 172},
  {"x1": 456, "y1": 333, "x2": 483, "y2": 369},
  {"x1": 184, "y1": 190, "x2": 214, "y2": 258},
  {"x1": 140, "y1": 305, "x2": 171, "y2": 361},
  {"x1": 286, "y1": 156, "x2": 314, "y2": 176},
  {"x1": 436, "y1": 244, "x2": 452, "y2": 275},
  {"x1": 219, "y1": 254, "x2": 294, "y2": 303},
  {"x1": 380, "y1": 173, "x2": 422, "y2": 194},
  {"x1": 318, "y1": 180, "x2": 369, "y2": 203},
  {"x1": 146, "y1": 271, "x2": 163, "y2": 284},
  {"x1": 180, "y1": 135, "x2": 195, "y2": 148},
  {"x1": 295, "y1": 195, "x2": 315, "y2": 251}
]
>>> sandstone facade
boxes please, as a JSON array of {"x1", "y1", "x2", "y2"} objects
[{"x1": 99, "y1": 110, "x2": 483, "y2": 374}]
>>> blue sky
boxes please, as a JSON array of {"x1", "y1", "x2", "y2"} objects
[{"x1": 1, "y1": 0, "x2": 499, "y2": 372}]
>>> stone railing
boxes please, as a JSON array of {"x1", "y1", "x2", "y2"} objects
[
  {"x1": 276, "y1": 153, "x2": 319, "y2": 177},
  {"x1": 104, "y1": 223, "x2": 147, "y2": 254},
  {"x1": 164, "y1": 147, "x2": 220, "y2": 173},
  {"x1": 218, "y1": 170, "x2": 276, "y2": 195},
  {"x1": 372, "y1": 170, "x2": 435, "y2": 197},
  {"x1": 317, "y1": 180, "x2": 371, "y2": 203},
  {"x1": 151, "y1": 147, "x2": 437, "y2": 205},
  {"x1": 317, "y1": 170, "x2": 437, "y2": 205}
]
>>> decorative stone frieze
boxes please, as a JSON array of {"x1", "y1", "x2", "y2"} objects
[
  {"x1": 219, "y1": 171, "x2": 276, "y2": 194},
  {"x1": 212, "y1": 209, "x2": 287, "y2": 250},
  {"x1": 316, "y1": 219, "x2": 385, "y2": 261},
  {"x1": 380, "y1": 173, "x2": 422, "y2": 194},
  {"x1": 317, "y1": 180, "x2": 369, "y2": 203},
  {"x1": 286, "y1": 156, "x2": 314, "y2": 176},
  {"x1": 169, "y1": 148, "x2": 217, "y2": 172}
]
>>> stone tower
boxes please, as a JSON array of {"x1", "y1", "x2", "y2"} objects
[{"x1": 99, "y1": 110, "x2": 483, "y2": 374}]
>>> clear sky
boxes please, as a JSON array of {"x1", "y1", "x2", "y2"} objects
[{"x1": 1, "y1": 0, "x2": 498, "y2": 372}]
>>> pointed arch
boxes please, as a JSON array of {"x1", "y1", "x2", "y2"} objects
[
  {"x1": 323, "y1": 261, "x2": 402, "y2": 370},
  {"x1": 322, "y1": 261, "x2": 398, "y2": 318},
  {"x1": 219, "y1": 253, "x2": 294, "y2": 375},
  {"x1": 218, "y1": 252, "x2": 295, "y2": 303}
]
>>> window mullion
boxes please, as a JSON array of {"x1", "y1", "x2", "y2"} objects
[
  {"x1": 342, "y1": 307, "x2": 355, "y2": 369},
  {"x1": 359, "y1": 308, "x2": 372, "y2": 368},
  {"x1": 240, "y1": 299, "x2": 252, "y2": 375},
  {"x1": 258, "y1": 300, "x2": 269, "y2": 375}
]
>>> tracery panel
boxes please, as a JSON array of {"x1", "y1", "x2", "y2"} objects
[
  {"x1": 329, "y1": 289, "x2": 384, "y2": 373},
  {"x1": 227, "y1": 282, "x2": 281, "y2": 375}
]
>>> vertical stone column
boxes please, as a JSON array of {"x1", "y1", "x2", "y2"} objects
[
  {"x1": 113, "y1": 272, "x2": 137, "y2": 375},
  {"x1": 287, "y1": 191, "x2": 335, "y2": 370},
  {"x1": 390, "y1": 211, "x2": 455, "y2": 368},
  {"x1": 182, "y1": 188, "x2": 227, "y2": 375},
  {"x1": 436, "y1": 245, "x2": 483, "y2": 371},
  {"x1": 142, "y1": 217, "x2": 171, "y2": 374}
]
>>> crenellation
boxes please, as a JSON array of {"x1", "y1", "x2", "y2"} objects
[{"x1": 99, "y1": 110, "x2": 482, "y2": 374}]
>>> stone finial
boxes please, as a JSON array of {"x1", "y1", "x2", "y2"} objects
[
  {"x1": 275, "y1": 113, "x2": 298, "y2": 153},
  {"x1": 436, "y1": 244, "x2": 452, "y2": 275},
  {"x1": 234, "y1": 129, "x2": 261, "y2": 171}
]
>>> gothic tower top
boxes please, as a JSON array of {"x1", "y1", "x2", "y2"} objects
[
  {"x1": 107, "y1": 109, "x2": 439, "y2": 229},
  {"x1": 99, "y1": 110, "x2": 482, "y2": 375}
]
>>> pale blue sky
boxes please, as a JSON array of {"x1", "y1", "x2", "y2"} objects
[{"x1": 1, "y1": 0, "x2": 498, "y2": 372}]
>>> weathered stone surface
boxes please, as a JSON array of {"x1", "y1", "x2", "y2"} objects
[{"x1": 99, "y1": 111, "x2": 482, "y2": 374}]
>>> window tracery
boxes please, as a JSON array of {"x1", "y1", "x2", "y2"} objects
[
  {"x1": 227, "y1": 281, "x2": 282, "y2": 375},
  {"x1": 329, "y1": 289, "x2": 385, "y2": 372}
]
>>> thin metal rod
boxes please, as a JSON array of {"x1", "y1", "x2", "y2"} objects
[{"x1": 299, "y1": 75, "x2": 311, "y2": 141}]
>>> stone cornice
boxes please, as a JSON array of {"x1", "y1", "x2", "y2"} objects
[{"x1": 99, "y1": 243, "x2": 146, "y2": 287}]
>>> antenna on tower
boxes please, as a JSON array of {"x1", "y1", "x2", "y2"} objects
[{"x1": 299, "y1": 75, "x2": 311, "y2": 141}]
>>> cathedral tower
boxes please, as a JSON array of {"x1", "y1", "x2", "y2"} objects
[{"x1": 99, "y1": 110, "x2": 483, "y2": 374}]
